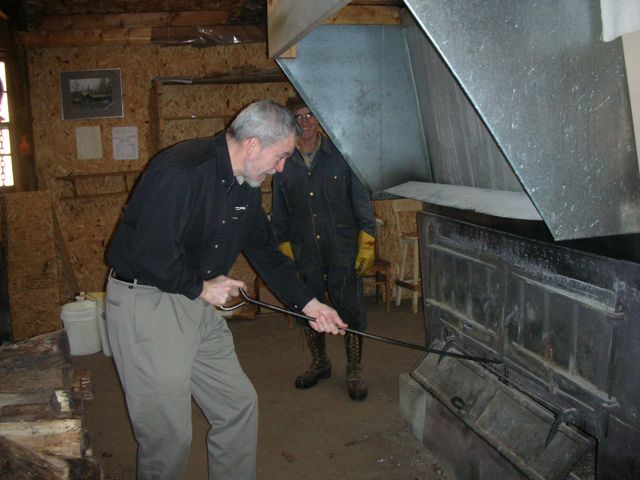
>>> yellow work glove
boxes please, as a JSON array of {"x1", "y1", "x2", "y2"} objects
[
  {"x1": 277, "y1": 241, "x2": 294, "y2": 260},
  {"x1": 355, "y1": 230, "x2": 375, "y2": 275}
]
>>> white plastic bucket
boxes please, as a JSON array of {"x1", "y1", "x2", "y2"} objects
[
  {"x1": 61, "y1": 298, "x2": 102, "y2": 355},
  {"x1": 87, "y1": 292, "x2": 111, "y2": 357}
]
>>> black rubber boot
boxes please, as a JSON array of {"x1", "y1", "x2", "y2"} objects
[
  {"x1": 345, "y1": 332, "x2": 368, "y2": 401},
  {"x1": 295, "y1": 327, "x2": 332, "y2": 389}
]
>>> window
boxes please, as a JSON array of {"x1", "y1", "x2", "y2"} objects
[{"x1": 0, "y1": 61, "x2": 13, "y2": 187}]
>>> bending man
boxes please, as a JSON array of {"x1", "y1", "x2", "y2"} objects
[{"x1": 106, "y1": 100, "x2": 347, "y2": 480}]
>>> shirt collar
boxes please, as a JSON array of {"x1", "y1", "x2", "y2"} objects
[
  {"x1": 213, "y1": 132, "x2": 237, "y2": 187},
  {"x1": 317, "y1": 135, "x2": 331, "y2": 154},
  {"x1": 295, "y1": 135, "x2": 330, "y2": 158}
]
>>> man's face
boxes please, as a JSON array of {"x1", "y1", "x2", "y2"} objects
[
  {"x1": 244, "y1": 133, "x2": 296, "y2": 187},
  {"x1": 293, "y1": 107, "x2": 319, "y2": 142}
]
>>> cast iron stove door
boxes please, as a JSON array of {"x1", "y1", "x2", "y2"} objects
[{"x1": 414, "y1": 212, "x2": 640, "y2": 479}]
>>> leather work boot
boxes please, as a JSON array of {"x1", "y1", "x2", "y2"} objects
[
  {"x1": 345, "y1": 332, "x2": 368, "y2": 401},
  {"x1": 295, "y1": 327, "x2": 332, "y2": 389}
]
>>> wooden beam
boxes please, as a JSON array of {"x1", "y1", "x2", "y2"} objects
[
  {"x1": 0, "y1": 330, "x2": 71, "y2": 394},
  {"x1": 325, "y1": 5, "x2": 401, "y2": 24},
  {"x1": 52, "y1": 209, "x2": 80, "y2": 304},
  {"x1": 268, "y1": 0, "x2": 350, "y2": 58},
  {"x1": 16, "y1": 10, "x2": 265, "y2": 49},
  {"x1": 16, "y1": 24, "x2": 266, "y2": 49},
  {"x1": 16, "y1": 28, "x2": 152, "y2": 48},
  {"x1": 0, "y1": 330, "x2": 100, "y2": 479},
  {"x1": 36, "y1": 11, "x2": 231, "y2": 31},
  {"x1": 150, "y1": 25, "x2": 265, "y2": 45},
  {"x1": 278, "y1": 45, "x2": 297, "y2": 59},
  {"x1": 0, "y1": 436, "x2": 69, "y2": 480},
  {"x1": 0, "y1": 418, "x2": 84, "y2": 459}
]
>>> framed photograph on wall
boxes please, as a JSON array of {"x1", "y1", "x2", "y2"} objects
[{"x1": 60, "y1": 69, "x2": 123, "y2": 120}]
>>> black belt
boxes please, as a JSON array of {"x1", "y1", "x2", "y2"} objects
[{"x1": 111, "y1": 271, "x2": 152, "y2": 286}]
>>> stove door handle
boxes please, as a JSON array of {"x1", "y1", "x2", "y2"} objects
[
  {"x1": 450, "y1": 396, "x2": 465, "y2": 411},
  {"x1": 504, "y1": 305, "x2": 520, "y2": 327}
]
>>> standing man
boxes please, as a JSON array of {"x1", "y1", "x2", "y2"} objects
[
  {"x1": 271, "y1": 96, "x2": 377, "y2": 401},
  {"x1": 106, "y1": 100, "x2": 347, "y2": 480}
]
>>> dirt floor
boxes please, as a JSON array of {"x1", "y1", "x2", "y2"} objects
[{"x1": 72, "y1": 298, "x2": 453, "y2": 480}]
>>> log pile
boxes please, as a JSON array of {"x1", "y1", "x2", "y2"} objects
[{"x1": 0, "y1": 330, "x2": 102, "y2": 479}]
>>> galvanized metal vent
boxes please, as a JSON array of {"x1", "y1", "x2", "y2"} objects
[{"x1": 276, "y1": 1, "x2": 640, "y2": 240}]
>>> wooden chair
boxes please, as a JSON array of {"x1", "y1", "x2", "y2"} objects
[
  {"x1": 361, "y1": 218, "x2": 392, "y2": 313},
  {"x1": 392, "y1": 199, "x2": 422, "y2": 313},
  {"x1": 363, "y1": 257, "x2": 393, "y2": 313}
]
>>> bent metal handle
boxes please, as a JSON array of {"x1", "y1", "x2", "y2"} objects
[{"x1": 220, "y1": 289, "x2": 501, "y2": 365}]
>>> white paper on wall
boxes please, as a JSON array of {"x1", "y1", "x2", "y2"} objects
[
  {"x1": 112, "y1": 126, "x2": 139, "y2": 160},
  {"x1": 76, "y1": 126, "x2": 103, "y2": 160}
]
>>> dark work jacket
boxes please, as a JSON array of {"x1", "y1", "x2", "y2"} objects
[
  {"x1": 271, "y1": 136, "x2": 376, "y2": 270},
  {"x1": 107, "y1": 132, "x2": 313, "y2": 310}
]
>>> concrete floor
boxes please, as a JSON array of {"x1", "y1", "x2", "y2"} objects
[{"x1": 72, "y1": 298, "x2": 453, "y2": 480}]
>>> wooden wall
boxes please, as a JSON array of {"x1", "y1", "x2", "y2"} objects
[
  {"x1": 5, "y1": 191, "x2": 61, "y2": 340},
  {"x1": 27, "y1": 42, "x2": 286, "y2": 297},
  {"x1": 26, "y1": 41, "x2": 420, "y2": 309}
]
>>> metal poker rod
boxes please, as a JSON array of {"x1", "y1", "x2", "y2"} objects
[{"x1": 220, "y1": 289, "x2": 501, "y2": 364}]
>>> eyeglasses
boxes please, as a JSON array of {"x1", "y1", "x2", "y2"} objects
[{"x1": 294, "y1": 112, "x2": 314, "y2": 121}]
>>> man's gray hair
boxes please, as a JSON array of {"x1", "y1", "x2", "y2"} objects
[{"x1": 228, "y1": 100, "x2": 300, "y2": 148}]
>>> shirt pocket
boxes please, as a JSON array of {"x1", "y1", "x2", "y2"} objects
[{"x1": 325, "y1": 174, "x2": 345, "y2": 204}]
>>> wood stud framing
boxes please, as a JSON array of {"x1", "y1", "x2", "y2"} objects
[{"x1": 17, "y1": 5, "x2": 402, "y2": 48}]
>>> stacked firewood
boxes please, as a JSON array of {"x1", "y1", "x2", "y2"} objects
[{"x1": 0, "y1": 330, "x2": 102, "y2": 479}]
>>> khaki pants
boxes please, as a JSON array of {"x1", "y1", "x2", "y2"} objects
[{"x1": 106, "y1": 276, "x2": 258, "y2": 480}]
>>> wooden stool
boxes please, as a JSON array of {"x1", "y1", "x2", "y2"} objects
[
  {"x1": 362, "y1": 217, "x2": 393, "y2": 313},
  {"x1": 392, "y1": 199, "x2": 422, "y2": 313},
  {"x1": 363, "y1": 257, "x2": 393, "y2": 313}
]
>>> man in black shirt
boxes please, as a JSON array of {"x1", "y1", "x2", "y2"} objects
[{"x1": 106, "y1": 100, "x2": 346, "y2": 480}]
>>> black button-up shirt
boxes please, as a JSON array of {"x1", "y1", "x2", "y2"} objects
[{"x1": 107, "y1": 132, "x2": 313, "y2": 310}]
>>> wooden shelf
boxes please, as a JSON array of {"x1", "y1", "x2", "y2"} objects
[
  {"x1": 163, "y1": 115, "x2": 232, "y2": 122},
  {"x1": 55, "y1": 171, "x2": 141, "y2": 200},
  {"x1": 154, "y1": 71, "x2": 287, "y2": 86},
  {"x1": 153, "y1": 73, "x2": 291, "y2": 150},
  {"x1": 59, "y1": 191, "x2": 130, "y2": 202}
]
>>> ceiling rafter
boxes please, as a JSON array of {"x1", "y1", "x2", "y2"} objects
[{"x1": 14, "y1": 2, "x2": 402, "y2": 49}]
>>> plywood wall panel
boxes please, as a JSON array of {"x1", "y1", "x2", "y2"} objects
[
  {"x1": 26, "y1": 38, "x2": 406, "y2": 311},
  {"x1": 158, "y1": 80, "x2": 296, "y2": 151},
  {"x1": 29, "y1": 43, "x2": 280, "y2": 183},
  {"x1": 69, "y1": 175, "x2": 131, "y2": 197},
  {"x1": 161, "y1": 84, "x2": 240, "y2": 118},
  {"x1": 28, "y1": 42, "x2": 289, "y2": 295},
  {"x1": 237, "y1": 82, "x2": 296, "y2": 107},
  {"x1": 29, "y1": 45, "x2": 152, "y2": 184},
  {"x1": 161, "y1": 117, "x2": 228, "y2": 147},
  {"x1": 159, "y1": 82, "x2": 297, "y2": 119},
  {"x1": 5, "y1": 192, "x2": 61, "y2": 340},
  {"x1": 156, "y1": 44, "x2": 274, "y2": 79},
  {"x1": 56, "y1": 194, "x2": 127, "y2": 292}
]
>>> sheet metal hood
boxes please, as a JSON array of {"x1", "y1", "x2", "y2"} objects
[{"x1": 272, "y1": 0, "x2": 640, "y2": 241}]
